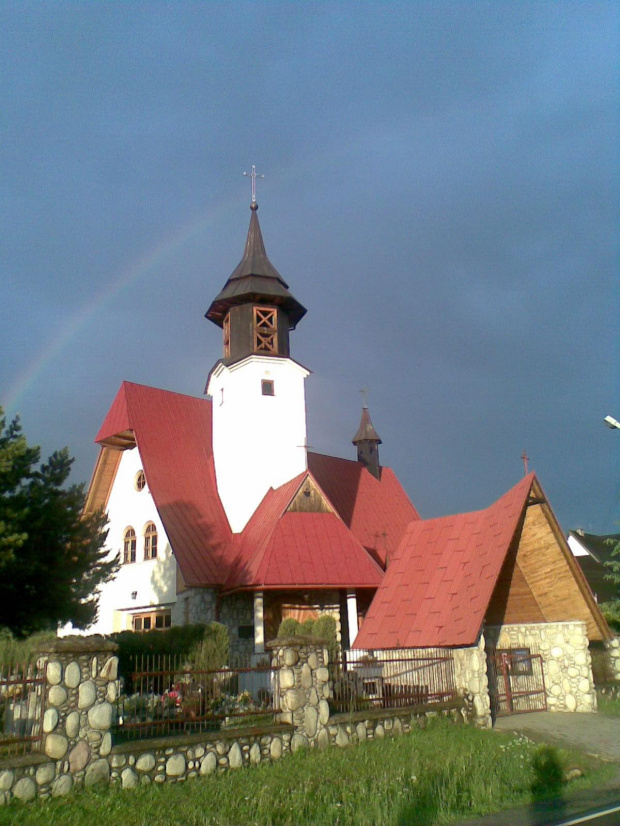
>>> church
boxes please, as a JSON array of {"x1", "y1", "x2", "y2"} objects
[{"x1": 80, "y1": 182, "x2": 612, "y2": 706}]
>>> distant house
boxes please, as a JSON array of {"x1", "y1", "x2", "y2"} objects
[{"x1": 568, "y1": 530, "x2": 620, "y2": 604}]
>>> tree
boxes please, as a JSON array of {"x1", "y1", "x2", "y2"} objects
[
  {"x1": 602, "y1": 534, "x2": 620, "y2": 633},
  {"x1": 0, "y1": 408, "x2": 118, "y2": 636}
]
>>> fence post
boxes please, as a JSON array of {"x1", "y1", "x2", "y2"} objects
[
  {"x1": 452, "y1": 634, "x2": 492, "y2": 728},
  {"x1": 266, "y1": 636, "x2": 331, "y2": 751},
  {"x1": 36, "y1": 636, "x2": 119, "y2": 794}
]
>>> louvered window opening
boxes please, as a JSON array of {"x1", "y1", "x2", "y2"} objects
[
  {"x1": 253, "y1": 307, "x2": 278, "y2": 354},
  {"x1": 223, "y1": 313, "x2": 231, "y2": 358}
]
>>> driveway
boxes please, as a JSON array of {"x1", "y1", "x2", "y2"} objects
[{"x1": 493, "y1": 711, "x2": 620, "y2": 762}]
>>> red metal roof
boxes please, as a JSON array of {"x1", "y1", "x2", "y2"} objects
[
  {"x1": 354, "y1": 473, "x2": 536, "y2": 649},
  {"x1": 225, "y1": 473, "x2": 383, "y2": 590},
  {"x1": 307, "y1": 452, "x2": 420, "y2": 567},
  {"x1": 96, "y1": 382, "x2": 235, "y2": 587},
  {"x1": 95, "y1": 384, "x2": 416, "y2": 593}
]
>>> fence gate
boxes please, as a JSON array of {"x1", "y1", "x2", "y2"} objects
[{"x1": 488, "y1": 649, "x2": 547, "y2": 717}]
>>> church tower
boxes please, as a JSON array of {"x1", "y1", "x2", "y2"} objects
[{"x1": 206, "y1": 185, "x2": 309, "y2": 532}]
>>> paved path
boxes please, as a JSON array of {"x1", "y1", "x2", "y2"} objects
[{"x1": 493, "y1": 712, "x2": 620, "y2": 762}]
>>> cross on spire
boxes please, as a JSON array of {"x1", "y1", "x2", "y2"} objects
[
  {"x1": 521, "y1": 449, "x2": 529, "y2": 476},
  {"x1": 360, "y1": 386, "x2": 369, "y2": 408},
  {"x1": 243, "y1": 164, "x2": 264, "y2": 205}
]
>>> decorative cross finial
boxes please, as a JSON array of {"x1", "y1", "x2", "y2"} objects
[
  {"x1": 360, "y1": 386, "x2": 369, "y2": 408},
  {"x1": 521, "y1": 449, "x2": 529, "y2": 476},
  {"x1": 243, "y1": 164, "x2": 264, "y2": 205}
]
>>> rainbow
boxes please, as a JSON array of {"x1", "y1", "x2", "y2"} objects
[{"x1": 3, "y1": 204, "x2": 230, "y2": 419}]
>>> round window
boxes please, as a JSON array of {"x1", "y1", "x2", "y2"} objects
[{"x1": 135, "y1": 470, "x2": 146, "y2": 492}]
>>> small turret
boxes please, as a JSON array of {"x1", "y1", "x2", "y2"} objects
[{"x1": 352, "y1": 406, "x2": 382, "y2": 479}]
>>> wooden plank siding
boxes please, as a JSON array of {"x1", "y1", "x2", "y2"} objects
[
  {"x1": 286, "y1": 477, "x2": 333, "y2": 514},
  {"x1": 486, "y1": 480, "x2": 609, "y2": 641},
  {"x1": 83, "y1": 446, "x2": 122, "y2": 516}
]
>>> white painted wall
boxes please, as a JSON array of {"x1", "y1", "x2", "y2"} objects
[
  {"x1": 207, "y1": 355, "x2": 310, "y2": 533},
  {"x1": 567, "y1": 534, "x2": 589, "y2": 557},
  {"x1": 61, "y1": 445, "x2": 177, "y2": 636}
]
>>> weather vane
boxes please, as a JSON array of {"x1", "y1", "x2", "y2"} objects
[
  {"x1": 243, "y1": 165, "x2": 264, "y2": 204},
  {"x1": 360, "y1": 386, "x2": 369, "y2": 408}
]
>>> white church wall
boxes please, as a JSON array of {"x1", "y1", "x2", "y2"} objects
[
  {"x1": 63, "y1": 445, "x2": 177, "y2": 636},
  {"x1": 208, "y1": 355, "x2": 310, "y2": 533}
]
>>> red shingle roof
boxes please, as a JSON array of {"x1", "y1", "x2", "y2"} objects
[
  {"x1": 307, "y1": 453, "x2": 420, "y2": 567},
  {"x1": 95, "y1": 384, "x2": 410, "y2": 592},
  {"x1": 225, "y1": 473, "x2": 383, "y2": 590},
  {"x1": 354, "y1": 473, "x2": 535, "y2": 649},
  {"x1": 96, "y1": 382, "x2": 235, "y2": 587}
]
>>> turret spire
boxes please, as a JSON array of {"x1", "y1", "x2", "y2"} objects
[{"x1": 352, "y1": 405, "x2": 382, "y2": 479}]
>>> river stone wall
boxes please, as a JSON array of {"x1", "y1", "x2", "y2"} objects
[
  {"x1": 267, "y1": 636, "x2": 331, "y2": 751},
  {"x1": 605, "y1": 636, "x2": 620, "y2": 681},
  {"x1": 486, "y1": 621, "x2": 597, "y2": 712},
  {"x1": 0, "y1": 635, "x2": 478, "y2": 806},
  {"x1": 452, "y1": 634, "x2": 492, "y2": 728}
]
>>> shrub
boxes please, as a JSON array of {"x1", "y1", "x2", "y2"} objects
[
  {"x1": 312, "y1": 613, "x2": 340, "y2": 662},
  {"x1": 0, "y1": 628, "x2": 56, "y2": 667},
  {"x1": 186, "y1": 623, "x2": 229, "y2": 672},
  {"x1": 277, "y1": 617, "x2": 302, "y2": 638},
  {"x1": 111, "y1": 623, "x2": 229, "y2": 690}
]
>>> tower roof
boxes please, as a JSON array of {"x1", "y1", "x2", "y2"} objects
[
  {"x1": 352, "y1": 406, "x2": 382, "y2": 445},
  {"x1": 206, "y1": 204, "x2": 306, "y2": 329}
]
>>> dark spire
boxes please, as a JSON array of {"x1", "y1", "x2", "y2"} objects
[
  {"x1": 352, "y1": 406, "x2": 382, "y2": 479},
  {"x1": 205, "y1": 203, "x2": 306, "y2": 330}
]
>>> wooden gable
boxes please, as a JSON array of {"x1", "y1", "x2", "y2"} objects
[
  {"x1": 286, "y1": 476, "x2": 333, "y2": 514},
  {"x1": 486, "y1": 480, "x2": 609, "y2": 641},
  {"x1": 83, "y1": 446, "x2": 122, "y2": 516}
]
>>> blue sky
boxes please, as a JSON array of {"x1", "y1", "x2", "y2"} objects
[{"x1": 1, "y1": 2, "x2": 618, "y2": 532}]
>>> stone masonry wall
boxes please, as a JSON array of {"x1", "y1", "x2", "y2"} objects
[
  {"x1": 0, "y1": 635, "x2": 476, "y2": 806},
  {"x1": 605, "y1": 636, "x2": 620, "y2": 681},
  {"x1": 171, "y1": 587, "x2": 217, "y2": 627},
  {"x1": 267, "y1": 636, "x2": 331, "y2": 751},
  {"x1": 219, "y1": 593, "x2": 255, "y2": 660},
  {"x1": 0, "y1": 637, "x2": 118, "y2": 803},
  {"x1": 452, "y1": 634, "x2": 492, "y2": 728},
  {"x1": 486, "y1": 621, "x2": 597, "y2": 712}
]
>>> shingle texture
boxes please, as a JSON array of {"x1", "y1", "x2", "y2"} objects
[{"x1": 354, "y1": 473, "x2": 535, "y2": 649}]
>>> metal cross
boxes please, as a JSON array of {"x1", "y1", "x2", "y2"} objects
[
  {"x1": 360, "y1": 386, "x2": 369, "y2": 408},
  {"x1": 521, "y1": 450, "x2": 529, "y2": 476},
  {"x1": 243, "y1": 165, "x2": 264, "y2": 204}
]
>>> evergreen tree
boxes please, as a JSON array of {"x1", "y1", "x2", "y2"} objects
[{"x1": 0, "y1": 408, "x2": 118, "y2": 636}]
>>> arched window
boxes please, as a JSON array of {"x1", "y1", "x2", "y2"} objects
[
  {"x1": 123, "y1": 528, "x2": 136, "y2": 564},
  {"x1": 144, "y1": 522, "x2": 158, "y2": 560}
]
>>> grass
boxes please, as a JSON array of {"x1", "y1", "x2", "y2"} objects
[
  {"x1": 597, "y1": 693, "x2": 620, "y2": 717},
  {"x1": 0, "y1": 719, "x2": 612, "y2": 826}
]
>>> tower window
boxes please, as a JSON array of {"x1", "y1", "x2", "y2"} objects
[
  {"x1": 144, "y1": 522, "x2": 158, "y2": 560},
  {"x1": 223, "y1": 313, "x2": 231, "y2": 358},
  {"x1": 123, "y1": 527, "x2": 136, "y2": 564},
  {"x1": 253, "y1": 307, "x2": 278, "y2": 354},
  {"x1": 261, "y1": 379, "x2": 275, "y2": 396},
  {"x1": 135, "y1": 470, "x2": 146, "y2": 491}
]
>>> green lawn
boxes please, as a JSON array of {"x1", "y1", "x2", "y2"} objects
[
  {"x1": 597, "y1": 693, "x2": 620, "y2": 717},
  {"x1": 0, "y1": 720, "x2": 612, "y2": 826}
]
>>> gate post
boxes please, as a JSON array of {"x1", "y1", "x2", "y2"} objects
[{"x1": 452, "y1": 634, "x2": 492, "y2": 728}]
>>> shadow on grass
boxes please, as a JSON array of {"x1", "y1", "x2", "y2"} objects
[
  {"x1": 396, "y1": 770, "x2": 442, "y2": 826},
  {"x1": 528, "y1": 745, "x2": 567, "y2": 824}
]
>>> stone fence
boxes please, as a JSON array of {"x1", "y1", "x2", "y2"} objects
[
  {"x1": 3, "y1": 631, "x2": 613, "y2": 805},
  {"x1": 0, "y1": 635, "x2": 469, "y2": 805}
]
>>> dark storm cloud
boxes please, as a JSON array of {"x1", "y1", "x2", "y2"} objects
[{"x1": 1, "y1": 2, "x2": 617, "y2": 532}]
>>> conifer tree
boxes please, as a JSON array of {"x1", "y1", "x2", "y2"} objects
[{"x1": 0, "y1": 408, "x2": 118, "y2": 636}]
